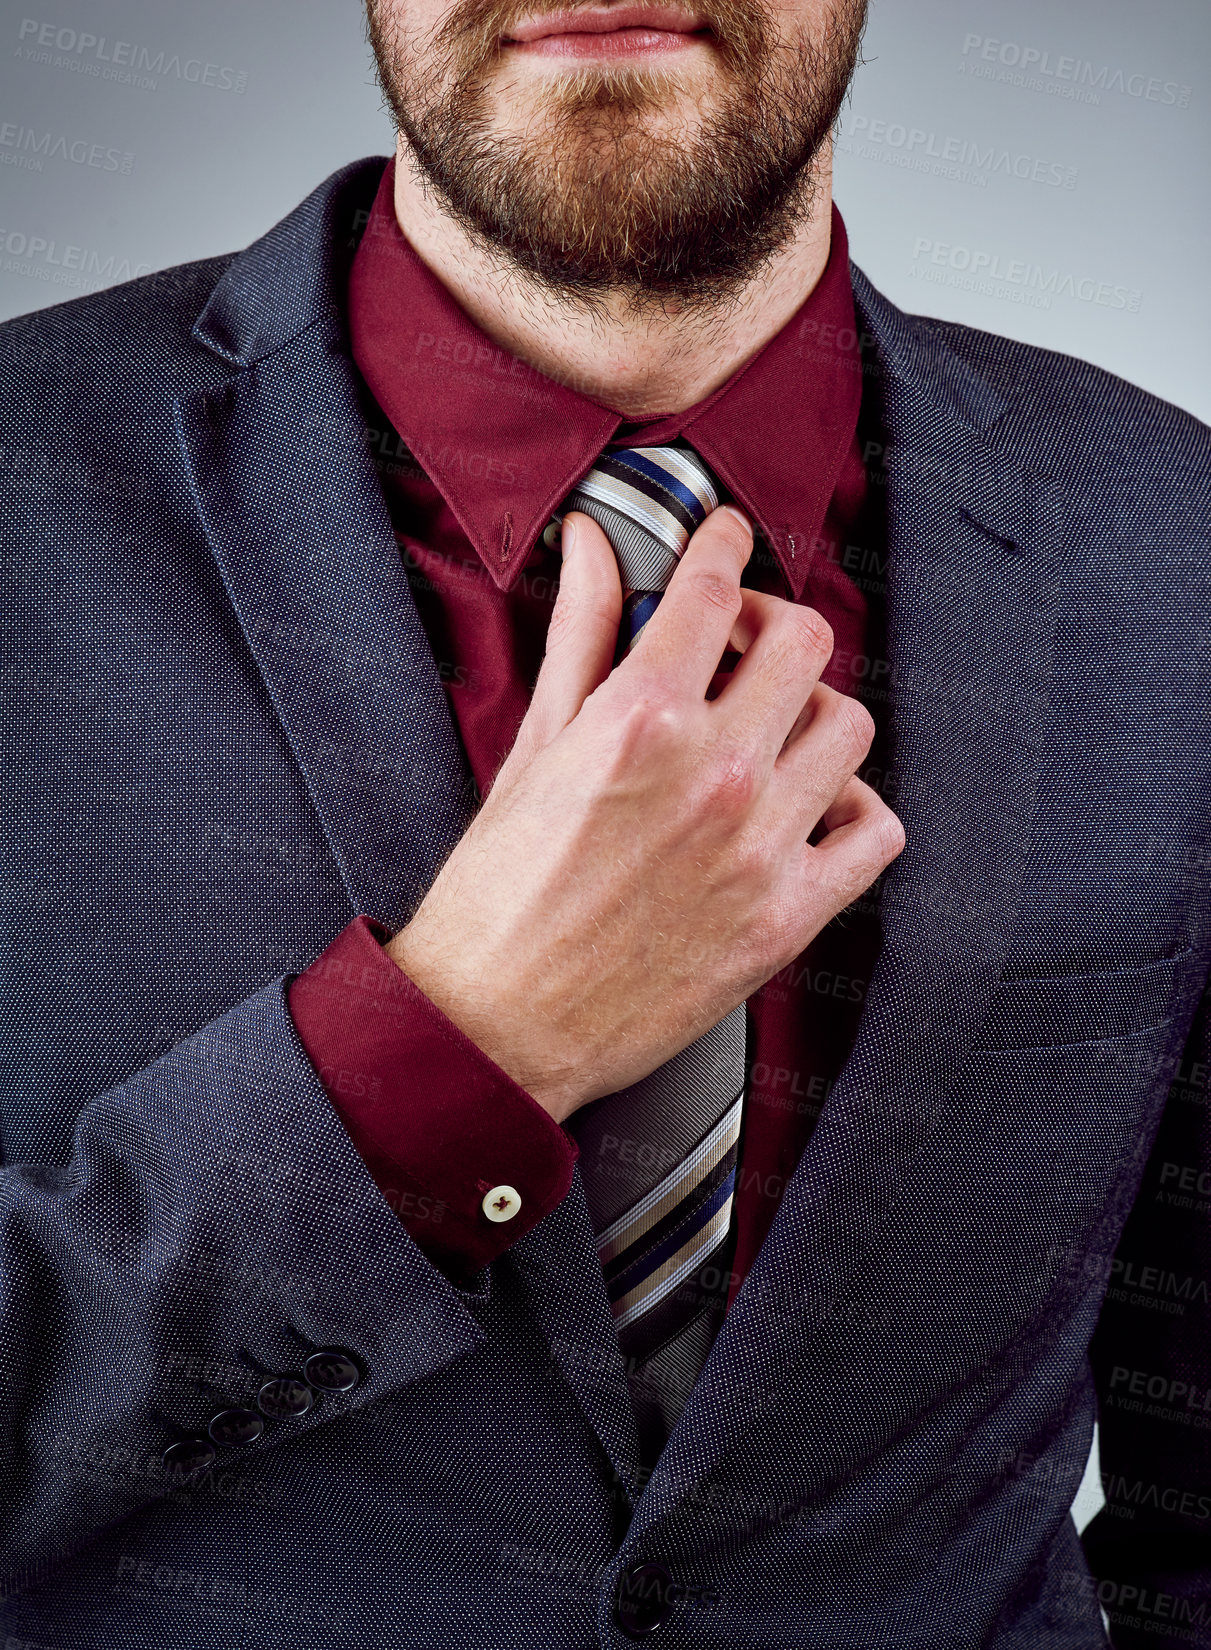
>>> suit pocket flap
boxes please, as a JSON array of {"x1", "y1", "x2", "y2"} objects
[{"x1": 976, "y1": 950, "x2": 1190, "y2": 1050}]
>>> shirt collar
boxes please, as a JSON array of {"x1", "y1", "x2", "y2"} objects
[{"x1": 348, "y1": 157, "x2": 862, "y2": 600}]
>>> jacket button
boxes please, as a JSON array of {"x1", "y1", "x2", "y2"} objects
[
  {"x1": 303, "y1": 1350, "x2": 362, "y2": 1393},
  {"x1": 161, "y1": 1437, "x2": 215, "y2": 1480},
  {"x1": 614, "y1": 1561, "x2": 676, "y2": 1638},
  {"x1": 257, "y1": 1377, "x2": 314, "y2": 1419},
  {"x1": 207, "y1": 1407, "x2": 265, "y2": 1447}
]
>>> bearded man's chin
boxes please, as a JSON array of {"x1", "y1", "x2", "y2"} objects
[
  {"x1": 369, "y1": 0, "x2": 868, "y2": 304},
  {"x1": 399, "y1": 105, "x2": 818, "y2": 308}
]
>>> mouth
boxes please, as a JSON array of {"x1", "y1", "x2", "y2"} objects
[{"x1": 501, "y1": 5, "x2": 713, "y2": 59}]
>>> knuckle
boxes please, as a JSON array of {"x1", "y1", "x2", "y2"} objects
[
  {"x1": 768, "y1": 611, "x2": 833, "y2": 683},
  {"x1": 832, "y1": 697, "x2": 876, "y2": 756},
  {"x1": 614, "y1": 691, "x2": 683, "y2": 753},
  {"x1": 789, "y1": 605, "x2": 834, "y2": 657},
  {"x1": 686, "y1": 568, "x2": 743, "y2": 617},
  {"x1": 871, "y1": 805, "x2": 907, "y2": 861},
  {"x1": 707, "y1": 746, "x2": 759, "y2": 813}
]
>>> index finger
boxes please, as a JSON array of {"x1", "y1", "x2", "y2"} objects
[{"x1": 626, "y1": 504, "x2": 755, "y2": 698}]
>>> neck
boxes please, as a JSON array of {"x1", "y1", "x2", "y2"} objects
[{"x1": 391, "y1": 132, "x2": 835, "y2": 419}]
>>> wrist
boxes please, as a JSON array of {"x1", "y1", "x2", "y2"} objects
[{"x1": 385, "y1": 925, "x2": 585, "y2": 1124}]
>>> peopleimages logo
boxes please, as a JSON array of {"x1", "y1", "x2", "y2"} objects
[
  {"x1": 840, "y1": 114, "x2": 1077, "y2": 191},
  {"x1": 0, "y1": 227, "x2": 151, "y2": 292},
  {"x1": 15, "y1": 18, "x2": 248, "y2": 93},
  {"x1": 0, "y1": 123, "x2": 134, "y2": 174},
  {"x1": 959, "y1": 33, "x2": 1191, "y2": 109},
  {"x1": 910, "y1": 238, "x2": 1143, "y2": 314}
]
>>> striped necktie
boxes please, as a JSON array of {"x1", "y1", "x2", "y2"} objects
[{"x1": 545, "y1": 446, "x2": 749, "y2": 1460}]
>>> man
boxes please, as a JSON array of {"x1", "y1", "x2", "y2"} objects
[{"x1": 0, "y1": 0, "x2": 1207, "y2": 1641}]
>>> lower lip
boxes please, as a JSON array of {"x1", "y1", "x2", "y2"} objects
[{"x1": 505, "y1": 26, "x2": 710, "y2": 58}]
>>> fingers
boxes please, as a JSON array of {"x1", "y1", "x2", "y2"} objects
[
  {"x1": 818, "y1": 773, "x2": 884, "y2": 833},
  {"x1": 767, "y1": 775, "x2": 907, "y2": 955},
  {"x1": 493, "y1": 511, "x2": 621, "y2": 785},
  {"x1": 711, "y1": 588, "x2": 835, "y2": 766},
  {"x1": 625, "y1": 504, "x2": 755, "y2": 699},
  {"x1": 807, "y1": 773, "x2": 905, "y2": 903},
  {"x1": 769, "y1": 683, "x2": 877, "y2": 826},
  {"x1": 750, "y1": 772, "x2": 903, "y2": 973}
]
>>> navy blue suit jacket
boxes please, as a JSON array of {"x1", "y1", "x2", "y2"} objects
[{"x1": 1, "y1": 156, "x2": 1210, "y2": 1649}]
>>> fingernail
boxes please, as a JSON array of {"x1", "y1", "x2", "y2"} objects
[
  {"x1": 715, "y1": 504, "x2": 752, "y2": 533},
  {"x1": 560, "y1": 517, "x2": 577, "y2": 556}
]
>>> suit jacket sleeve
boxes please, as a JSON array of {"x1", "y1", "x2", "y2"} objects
[
  {"x1": 0, "y1": 975, "x2": 517, "y2": 1596},
  {"x1": 1084, "y1": 982, "x2": 1211, "y2": 1647}
]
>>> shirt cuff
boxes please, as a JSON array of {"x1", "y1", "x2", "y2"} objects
[{"x1": 286, "y1": 915, "x2": 577, "y2": 1275}]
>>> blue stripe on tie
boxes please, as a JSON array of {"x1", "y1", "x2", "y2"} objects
[
  {"x1": 608, "y1": 451, "x2": 710, "y2": 525},
  {"x1": 604, "y1": 1168, "x2": 737, "y2": 1304},
  {"x1": 600, "y1": 1143, "x2": 740, "y2": 1284},
  {"x1": 624, "y1": 591, "x2": 661, "y2": 645}
]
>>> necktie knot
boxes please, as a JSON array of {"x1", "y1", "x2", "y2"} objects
[{"x1": 545, "y1": 445, "x2": 720, "y2": 596}]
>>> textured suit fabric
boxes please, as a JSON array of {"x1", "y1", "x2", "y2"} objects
[{"x1": 0, "y1": 155, "x2": 1209, "y2": 1650}]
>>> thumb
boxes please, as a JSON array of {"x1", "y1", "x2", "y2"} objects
[{"x1": 494, "y1": 510, "x2": 622, "y2": 783}]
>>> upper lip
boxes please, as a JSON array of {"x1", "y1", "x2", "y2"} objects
[{"x1": 503, "y1": 5, "x2": 710, "y2": 41}]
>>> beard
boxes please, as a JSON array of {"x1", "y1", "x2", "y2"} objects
[{"x1": 365, "y1": 0, "x2": 866, "y2": 317}]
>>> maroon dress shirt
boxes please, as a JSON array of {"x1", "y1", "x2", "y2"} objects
[{"x1": 288, "y1": 158, "x2": 882, "y2": 1308}]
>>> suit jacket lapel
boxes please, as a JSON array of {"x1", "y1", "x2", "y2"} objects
[
  {"x1": 174, "y1": 161, "x2": 640, "y2": 1484},
  {"x1": 631, "y1": 274, "x2": 1066, "y2": 1538},
  {"x1": 174, "y1": 163, "x2": 474, "y2": 931}
]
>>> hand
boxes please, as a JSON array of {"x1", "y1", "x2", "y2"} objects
[{"x1": 387, "y1": 504, "x2": 905, "y2": 1124}]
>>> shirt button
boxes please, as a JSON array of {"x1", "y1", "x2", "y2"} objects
[{"x1": 481, "y1": 1184, "x2": 522, "y2": 1223}]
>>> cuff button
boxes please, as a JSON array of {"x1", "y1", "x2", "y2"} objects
[
  {"x1": 482, "y1": 1184, "x2": 521, "y2": 1223},
  {"x1": 257, "y1": 1377, "x2": 315, "y2": 1419},
  {"x1": 304, "y1": 1350, "x2": 362, "y2": 1393},
  {"x1": 161, "y1": 1437, "x2": 216, "y2": 1480},
  {"x1": 207, "y1": 1407, "x2": 265, "y2": 1447}
]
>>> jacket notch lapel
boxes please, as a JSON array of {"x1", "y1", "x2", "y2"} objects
[
  {"x1": 175, "y1": 320, "x2": 475, "y2": 932},
  {"x1": 629, "y1": 317, "x2": 1067, "y2": 1539}
]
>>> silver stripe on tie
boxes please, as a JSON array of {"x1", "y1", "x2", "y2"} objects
[
  {"x1": 575, "y1": 473, "x2": 691, "y2": 559},
  {"x1": 637, "y1": 447, "x2": 721, "y2": 512},
  {"x1": 594, "y1": 1091, "x2": 745, "y2": 1264}
]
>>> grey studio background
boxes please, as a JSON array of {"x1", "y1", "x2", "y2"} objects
[
  {"x1": 2, "y1": 0, "x2": 1208, "y2": 1539},
  {"x1": 0, "y1": 0, "x2": 1207, "y2": 419}
]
